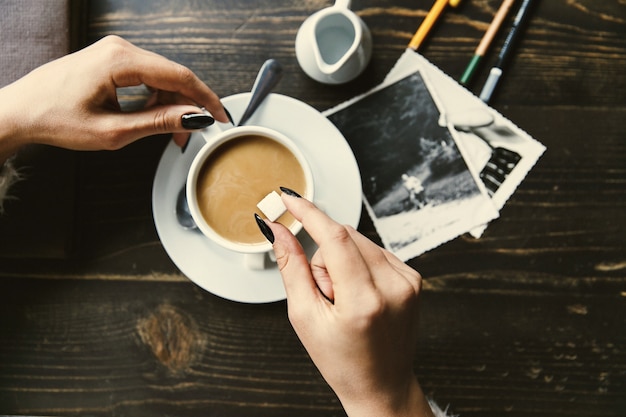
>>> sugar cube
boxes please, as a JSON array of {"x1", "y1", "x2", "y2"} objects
[{"x1": 257, "y1": 191, "x2": 286, "y2": 222}]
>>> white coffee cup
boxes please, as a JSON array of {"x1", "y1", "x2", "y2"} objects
[{"x1": 186, "y1": 124, "x2": 314, "y2": 270}]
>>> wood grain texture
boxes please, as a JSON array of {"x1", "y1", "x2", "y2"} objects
[
  {"x1": 0, "y1": 279, "x2": 623, "y2": 415},
  {"x1": 0, "y1": 0, "x2": 624, "y2": 415}
]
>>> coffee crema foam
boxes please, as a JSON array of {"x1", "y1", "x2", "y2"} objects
[{"x1": 196, "y1": 134, "x2": 306, "y2": 245}]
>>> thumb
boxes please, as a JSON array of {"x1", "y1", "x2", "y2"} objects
[{"x1": 262, "y1": 219, "x2": 321, "y2": 306}]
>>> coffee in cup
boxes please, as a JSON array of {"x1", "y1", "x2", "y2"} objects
[{"x1": 187, "y1": 125, "x2": 314, "y2": 268}]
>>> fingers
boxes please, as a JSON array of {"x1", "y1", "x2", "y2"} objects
[
  {"x1": 272, "y1": 194, "x2": 422, "y2": 304},
  {"x1": 130, "y1": 59, "x2": 228, "y2": 123},
  {"x1": 279, "y1": 193, "x2": 377, "y2": 303},
  {"x1": 98, "y1": 36, "x2": 229, "y2": 123},
  {"x1": 97, "y1": 104, "x2": 210, "y2": 149}
]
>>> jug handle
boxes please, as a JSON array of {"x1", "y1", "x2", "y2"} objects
[{"x1": 334, "y1": 0, "x2": 352, "y2": 9}]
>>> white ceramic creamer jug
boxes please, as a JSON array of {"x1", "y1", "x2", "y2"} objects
[{"x1": 295, "y1": 0, "x2": 372, "y2": 84}]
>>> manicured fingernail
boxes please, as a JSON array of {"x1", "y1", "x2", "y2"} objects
[
  {"x1": 223, "y1": 106, "x2": 235, "y2": 125},
  {"x1": 254, "y1": 213, "x2": 274, "y2": 243},
  {"x1": 280, "y1": 186, "x2": 302, "y2": 198},
  {"x1": 181, "y1": 133, "x2": 192, "y2": 153},
  {"x1": 182, "y1": 113, "x2": 215, "y2": 130}
]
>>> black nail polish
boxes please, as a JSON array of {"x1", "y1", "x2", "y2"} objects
[
  {"x1": 254, "y1": 213, "x2": 274, "y2": 243},
  {"x1": 223, "y1": 106, "x2": 235, "y2": 125},
  {"x1": 280, "y1": 186, "x2": 302, "y2": 198},
  {"x1": 182, "y1": 113, "x2": 215, "y2": 130}
]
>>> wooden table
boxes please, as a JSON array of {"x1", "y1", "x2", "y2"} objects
[{"x1": 1, "y1": 0, "x2": 624, "y2": 415}]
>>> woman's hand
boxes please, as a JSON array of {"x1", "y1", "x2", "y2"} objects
[
  {"x1": 0, "y1": 35, "x2": 229, "y2": 162},
  {"x1": 262, "y1": 192, "x2": 434, "y2": 417}
]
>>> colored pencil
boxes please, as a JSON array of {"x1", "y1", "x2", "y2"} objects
[
  {"x1": 408, "y1": 0, "x2": 463, "y2": 51},
  {"x1": 459, "y1": 0, "x2": 516, "y2": 85},
  {"x1": 479, "y1": 0, "x2": 535, "y2": 102}
]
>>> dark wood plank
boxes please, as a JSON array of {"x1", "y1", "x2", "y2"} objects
[
  {"x1": 83, "y1": 0, "x2": 626, "y2": 108},
  {"x1": 417, "y1": 291, "x2": 626, "y2": 417},
  {"x1": 0, "y1": 278, "x2": 623, "y2": 416}
]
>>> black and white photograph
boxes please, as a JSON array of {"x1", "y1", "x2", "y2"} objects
[
  {"x1": 385, "y1": 50, "x2": 546, "y2": 237},
  {"x1": 326, "y1": 71, "x2": 498, "y2": 260}
]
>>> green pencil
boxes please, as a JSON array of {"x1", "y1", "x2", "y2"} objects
[{"x1": 460, "y1": 0, "x2": 516, "y2": 85}]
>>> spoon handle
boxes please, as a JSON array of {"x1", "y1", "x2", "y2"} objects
[{"x1": 237, "y1": 59, "x2": 283, "y2": 126}]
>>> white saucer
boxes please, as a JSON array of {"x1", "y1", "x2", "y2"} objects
[{"x1": 152, "y1": 93, "x2": 362, "y2": 303}]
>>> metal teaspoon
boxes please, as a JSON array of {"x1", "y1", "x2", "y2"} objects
[{"x1": 237, "y1": 59, "x2": 283, "y2": 126}]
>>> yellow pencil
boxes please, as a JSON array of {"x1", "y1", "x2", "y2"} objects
[{"x1": 408, "y1": 0, "x2": 463, "y2": 51}]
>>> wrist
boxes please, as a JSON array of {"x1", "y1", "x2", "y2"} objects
[
  {"x1": 0, "y1": 83, "x2": 26, "y2": 164},
  {"x1": 340, "y1": 376, "x2": 435, "y2": 417}
]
